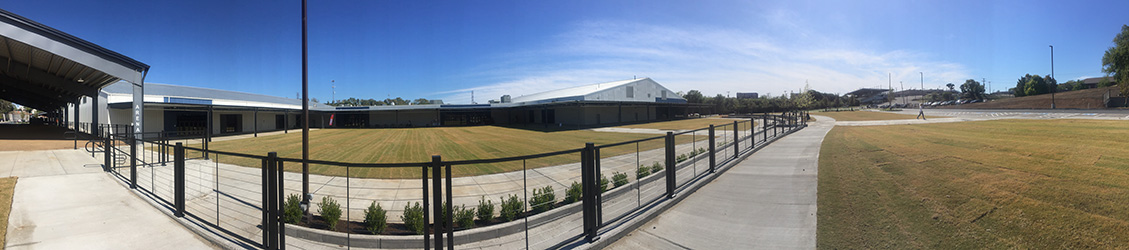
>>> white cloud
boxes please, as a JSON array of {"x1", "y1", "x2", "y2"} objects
[{"x1": 438, "y1": 20, "x2": 971, "y2": 103}]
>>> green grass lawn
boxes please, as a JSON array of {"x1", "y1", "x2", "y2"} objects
[
  {"x1": 205, "y1": 125, "x2": 706, "y2": 178},
  {"x1": 0, "y1": 177, "x2": 16, "y2": 248},
  {"x1": 818, "y1": 119, "x2": 1129, "y2": 248},
  {"x1": 814, "y1": 110, "x2": 933, "y2": 121},
  {"x1": 617, "y1": 117, "x2": 754, "y2": 131}
]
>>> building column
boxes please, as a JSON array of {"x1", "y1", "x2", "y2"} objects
[
  {"x1": 91, "y1": 95, "x2": 99, "y2": 136},
  {"x1": 254, "y1": 108, "x2": 258, "y2": 137}
]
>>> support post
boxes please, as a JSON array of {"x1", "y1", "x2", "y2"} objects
[
  {"x1": 205, "y1": 106, "x2": 212, "y2": 160},
  {"x1": 254, "y1": 109, "x2": 258, "y2": 137},
  {"x1": 130, "y1": 125, "x2": 137, "y2": 189},
  {"x1": 422, "y1": 160, "x2": 430, "y2": 250},
  {"x1": 762, "y1": 114, "x2": 768, "y2": 143},
  {"x1": 174, "y1": 143, "x2": 185, "y2": 218},
  {"x1": 594, "y1": 147, "x2": 602, "y2": 226},
  {"x1": 431, "y1": 155, "x2": 443, "y2": 249},
  {"x1": 708, "y1": 125, "x2": 716, "y2": 173},
  {"x1": 445, "y1": 162, "x2": 453, "y2": 249},
  {"x1": 261, "y1": 157, "x2": 269, "y2": 248},
  {"x1": 665, "y1": 132, "x2": 676, "y2": 198},
  {"x1": 91, "y1": 95, "x2": 98, "y2": 136},
  {"x1": 104, "y1": 129, "x2": 111, "y2": 172},
  {"x1": 276, "y1": 153, "x2": 285, "y2": 249}
]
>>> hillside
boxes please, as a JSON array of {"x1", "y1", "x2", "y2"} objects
[{"x1": 943, "y1": 86, "x2": 1122, "y2": 109}]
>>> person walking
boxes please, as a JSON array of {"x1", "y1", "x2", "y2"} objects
[{"x1": 916, "y1": 103, "x2": 926, "y2": 120}]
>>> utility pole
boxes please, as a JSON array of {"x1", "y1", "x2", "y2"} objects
[
  {"x1": 301, "y1": 0, "x2": 311, "y2": 207},
  {"x1": 331, "y1": 80, "x2": 335, "y2": 103}
]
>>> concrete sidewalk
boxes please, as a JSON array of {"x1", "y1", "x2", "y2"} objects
[
  {"x1": 0, "y1": 149, "x2": 215, "y2": 249},
  {"x1": 607, "y1": 115, "x2": 834, "y2": 249}
]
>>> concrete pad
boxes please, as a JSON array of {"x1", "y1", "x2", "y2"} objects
[{"x1": 6, "y1": 172, "x2": 214, "y2": 249}]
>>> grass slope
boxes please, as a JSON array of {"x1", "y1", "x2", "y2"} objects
[
  {"x1": 813, "y1": 111, "x2": 927, "y2": 121},
  {"x1": 950, "y1": 86, "x2": 1116, "y2": 109},
  {"x1": 818, "y1": 119, "x2": 1129, "y2": 248},
  {"x1": 617, "y1": 118, "x2": 753, "y2": 131},
  {"x1": 0, "y1": 177, "x2": 16, "y2": 248},
  {"x1": 206, "y1": 125, "x2": 705, "y2": 178}
]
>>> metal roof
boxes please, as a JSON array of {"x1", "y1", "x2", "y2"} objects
[
  {"x1": 511, "y1": 78, "x2": 639, "y2": 103},
  {"x1": 0, "y1": 8, "x2": 149, "y2": 110},
  {"x1": 103, "y1": 81, "x2": 319, "y2": 108}
]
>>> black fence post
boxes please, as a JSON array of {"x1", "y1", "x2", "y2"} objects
[
  {"x1": 445, "y1": 163, "x2": 453, "y2": 249},
  {"x1": 431, "y1": 155, "x2": 443, "y2": 249},
  {"x1": 130, "y1": 125, "x2": 137, "y2": 189},
  {"x1": 708, "y1": 125, "x2": 716, "y2": 173},
  {"x1": 594, "y1": 147, "x2": 602, "y2": 226},
  {"x1": 422, "y1": 160, "x2": 430, "y2": 250},
  {"x1": 276, "y1": 155, "x2": 285, "y2": 249},
  {"x1": 174, "y1": 142, "x2": 185, "y2": 218},
  {"x1": 733, "y1": 121, "x2": 739, "y2": 158},
  {"x1": 581, "y1": 142, "x2": 599, "y2": 242},
  {"x1": 762, "y1": 114, "x2": 768, "y2": 143},
  {"x1": 262, "y1": 157, "x2": 270, "y2": 249},
  {"x1": 104, "y1": 129, "x2": 111, "y2": 172},
  {"x1": 665, "y1": 132, "x2": 676, "y2": 198}
]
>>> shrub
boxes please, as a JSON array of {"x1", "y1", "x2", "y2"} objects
[
  {"x1": 636, "y1": 165, "x2": 651, "y2": 179},
  {"x1": 698, "y1": 147, "x2": 707, "y2": 154},
  {"x1": 565, "y1": 181, "x2": 583, "y2": 204},
  {"x1": 499, "y1": 194, "x2": 523, "y2": 222},
  {"x1": 476, "y1": 196, "x2": 494, "y2": 222},
  {"x1": 530, "y1": 186, "x2": 556, "y2": 213},
  {"x1": 651, "y1": 161, "x2": 664, "y2": 173},
  {"x1": 363, "y1": 202, "x2": 387, "y2": 234},
  {"x1": 689, "y1": 150, "x2": 699, "y2": 158},
  {"x1": 283, "y1": 194, "x2": 303, "y2": 224},
  {"x1": 612, "y1": 171, "x2": 629, "y2": 187},
  {"x1": 676, "y1": 154, "x2": 688, "y2": 163},
  {"x1": 455, "y1": 205, "x2": 476, "y2": 229},
  {"x1": 402, "y1": 202, "x2": 425, "y2": 235},
  {"x1": 600, "y1": 173, "x2": 609, "y2": 192},
  {"x1": 318, "y1": 196, "x2": 342, "y2": 230}
]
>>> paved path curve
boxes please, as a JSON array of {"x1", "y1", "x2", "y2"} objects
[{"x1": 608, "y1": 115, "x2": 835, "y2": 249}]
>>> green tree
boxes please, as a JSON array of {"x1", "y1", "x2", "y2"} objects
[
  {"x1": 0, "y1": 99, "x2": 14, "y2": 114},
  {"x1": 960, "y1": 79, "x2": 986, "y2": 100},
  {"x1": 682, "y1": 90, "x2": 705, "y2": 103},
  {"x1": 946, "y1": 83, "x2": 956, "y2": 91},
  {"x1": 1103, "y1": 24, "x2": 1129, "y2": 95},
  {"x1": 1022, "y1": 74, "x2": 1050, "y2": 96},
  {"x1": 411, "y1": 98, "x2": 431, "y2": 105}
]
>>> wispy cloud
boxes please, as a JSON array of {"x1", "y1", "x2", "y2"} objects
[{"x1": 439, "y1": 19, "x2": 971, "y2": 103}]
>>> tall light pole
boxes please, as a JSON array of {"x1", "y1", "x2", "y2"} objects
[
  {"x1": 1050, "y1": 45, "x2": 1055, "y2": 109},
  {"x1": 301, "y1": 0, "x2": 311, "y2": 206},
  {"x1": 900, "y1": 81, "x2": 905, "y2": 105},
  {"x1": 331, "y1": 80, "x2": 335, "y2": 104}
]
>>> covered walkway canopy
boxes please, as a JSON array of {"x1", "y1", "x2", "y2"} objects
[{"x1": 0, "y1": 8, "x2": 148, "y2": 134}]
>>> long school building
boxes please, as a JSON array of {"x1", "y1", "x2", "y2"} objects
[{"x1": 65, "y1": 77, "x2": 694, "y2": 138}]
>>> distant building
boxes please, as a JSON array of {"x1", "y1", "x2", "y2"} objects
[
  {"x1": 736, "y1": 92, "x2": 758, "y2": 99},
  {"x1": 1082, "y1": 77, "x2": 1116, "y2": 89},
  {"x1": 500, "y1": 95, "x2": 511, "y2": 103},
  {"x1": 846, "y1": 88, "x2": 891, "y2": 104}
]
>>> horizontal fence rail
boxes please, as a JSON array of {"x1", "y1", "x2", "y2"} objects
[{"x1": 85, "y1": 111, "x2": 809, "y2": 249}]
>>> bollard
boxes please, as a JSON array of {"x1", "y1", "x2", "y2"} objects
[
  {"x1": 665, "y1": 132, "x2": 676, "y2": 198},
  {"x1": 733, "y1": 121, "x2": 739, "y2": 158},
  {"x1": 582, "y1": 143, "x2": 599, "y2": 242}
]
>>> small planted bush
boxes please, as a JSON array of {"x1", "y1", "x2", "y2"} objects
[
  {"x1": 455, "y1": 205, "x2": 476, "y2": 229},
  {"x1": 600, "y1": 173, "x2": 610, "y2": 192},
  {"x1": 283, "y1": 194, "x2": 303, "y2": 224},
  {"x1": 676, "y1": 153, "x2": 689, "y2": 163},
  {"x1": 565, "y1": 181, "x2": 583, "y2": 204},
  {"x1": 612, "y1": 171, "x2": 629, "y2": 188},
  {"x1": 476, "y1": 196, "x2": 494, "y2": 222},
  {"x1": 636, "y1": 165, "x2": 651, "y2": 179},
  {"x1": 530, "y1": 186, "x2": 556, "y2": 213},
  {"x1": 651, "y1": 161, "x2": 664, "y2": 173},
  {"x1": 363, "y1": 202, "x2": 387, "y2": 234},
  {"x1": 499, "y1": 194, "x2": 523, "y2": 222},
  {"x1": 318, "y1": 196, "x2": 342, "y2": 229},
  {"x1": 402, "y1": 202, "x2": 425, "y2": 235},
  {"x1": 698, "y1": 147, "x2": 707, "y2": 154}
]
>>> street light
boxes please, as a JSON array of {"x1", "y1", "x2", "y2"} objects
[{"x1": 1049, "y1": 45, "x2": 1055, "y2": 109}]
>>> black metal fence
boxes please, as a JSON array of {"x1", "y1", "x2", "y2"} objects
[{"x1": 84, "y1": 111, "x2": 809, "y2": 249}]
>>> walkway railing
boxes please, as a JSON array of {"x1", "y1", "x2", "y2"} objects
[{"x1": 88, "y1": 111, "x2": 809, "y2": 249}]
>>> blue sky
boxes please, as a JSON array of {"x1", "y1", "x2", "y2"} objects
[{"x1": 6, "y1": 0, "x2": 1128, "y2": 104}]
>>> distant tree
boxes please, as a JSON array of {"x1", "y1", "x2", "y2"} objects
[
  {"x1": 1015, "y1": 74, "x2": 1037, "y2": 97},
  {"x1": 682, "y1": 90, "x2": 705, "y2": 103},
  {"x1": 412, "y1": 98, "x2": 431, "y2": 105},
  {"x1": 1022, "y1": 74, "x2": 1050, "y2": 96},
  {"x1": 960, "y1": 79, "x2": 986, "y2": 100},
  {"x1": 311, "y1": 98, "x2": 319, "y2": 104},
  {"x1": 1099, "y1": 77, "x2": 1116, "y2": 88},
  {"x1": 1103, "y1": 24, "x2": 1129, "y2": 96},
  {"x1": 0, "y1": 99, "x2": 13, "y2": 114},
  {"x1": 946, "y1": 83, "x2": 956, "y2": 91}
]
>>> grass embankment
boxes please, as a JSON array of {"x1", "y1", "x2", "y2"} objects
[
  {"x1": 818, "y1": 119, "x2": 1129, "y2": 248},
  {"x1": 0, "y1": 177, "x2": 16, "y2": 247},
  {"x1": 618, "y1": 118, "x2": 753, "y2": 131},
  {"x1": 206, "y1": 125, "x2": 714, "y2": 178},
  {"x1": 814, "y1": 110, "x2": 930, "y2": 121}
]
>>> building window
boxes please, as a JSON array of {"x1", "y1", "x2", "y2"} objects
[{"x1": 626, "y1": 86, "x2": 634, "y2": 98}]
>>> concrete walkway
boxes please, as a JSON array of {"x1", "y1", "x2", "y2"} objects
[
  {"x1": 607, "y1": 115, "x2": 834, "y2": 249},
  {"x1": 0, "y1": 149, "x2": 215, "y2": 249}
]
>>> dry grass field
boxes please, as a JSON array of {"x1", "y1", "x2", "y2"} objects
[
  {"x1": 814, "y1": 110, "x2": 930, "y2": 121},
  {"x1": 204, "y1": 124, "x2": 710, "y2": 178},
  {"x1": 818, "y1": 119, "x2": 1129, "y2": 248}
]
